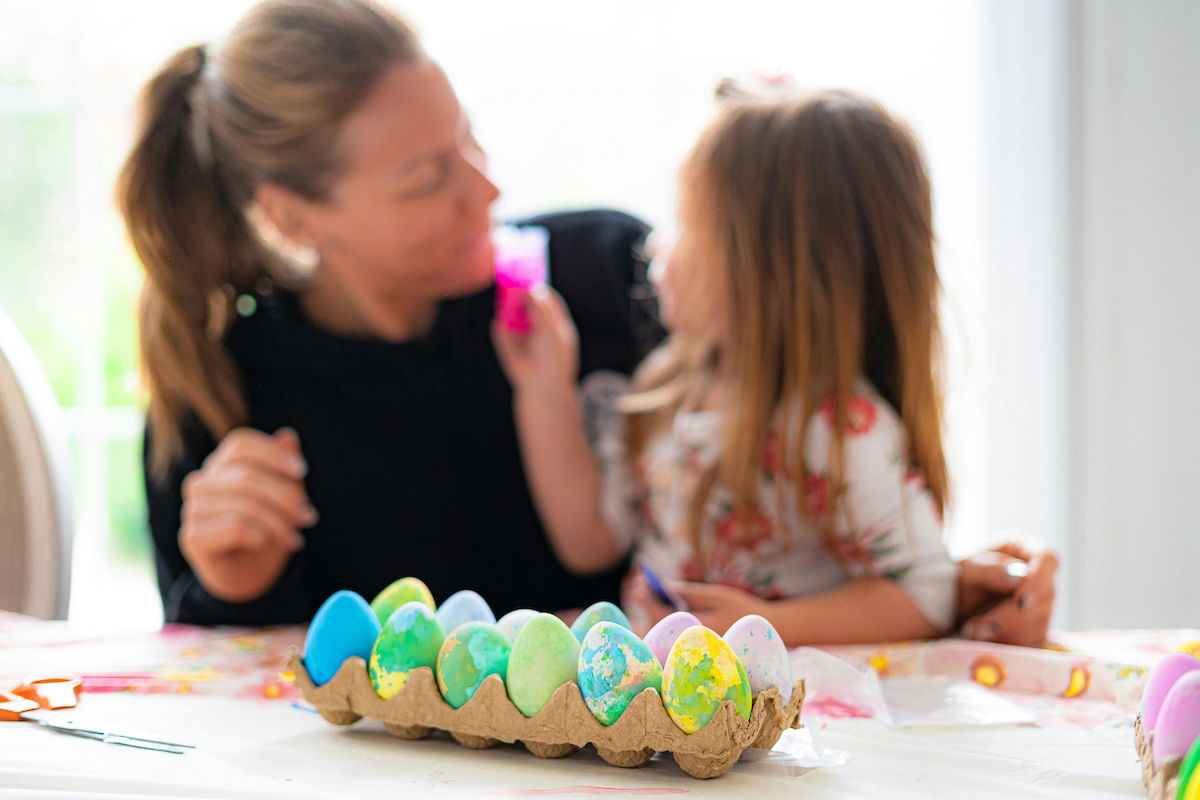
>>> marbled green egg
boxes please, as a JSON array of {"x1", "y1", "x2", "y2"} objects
[
  {"x1": 506, "y1": 612, "x2": 580, "y2": 717},
  {"x1": 435, "y1": 621, "x2": 511, "y2": 709},
  {"x1": 569, "y1": 601, "x2": 631, "y2": 642},
  {"x1": 370, "y1": 576, "x2": 436, "y2": 626},
  {"x1": 368, "y1": 601, "x2": 445, "y2": 699},
  {"x1": 577, "y1": 621, "x2": 662, "y2": 725},
  {"x1": 661, "y1": 625, "x2": 751, "y2": 734}
]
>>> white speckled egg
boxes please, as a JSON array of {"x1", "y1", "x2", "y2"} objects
[
  {"x1": 496, "y1": 608, "x2": 538, "y2": 642},
  {"x1": 724, "y1": 614, "x2": 793, "y2": 703}
]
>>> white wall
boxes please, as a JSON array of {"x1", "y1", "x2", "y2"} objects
[{"x1": 1069, "y1": 0, "x2": 1200, "y2": 628}]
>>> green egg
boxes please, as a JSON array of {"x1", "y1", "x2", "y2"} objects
[
  {"x1": 569, "y1": 601, "x2": 631, "y2": 642},
  {"x1": 661, "y1": 625, "x2": 751, "y2": 734},
  {"x1": 506, "y1": 612, "x2": 580, "y2": 716},
  {"x1": 369, "y1": 601, "x2": 445, "y2": 699},
  {"x1": 370, "y1": 577, "x2": 436, "y2": 626},
  {"x1": 436, "y1": 621, "x2": 511, "y2": 709}
]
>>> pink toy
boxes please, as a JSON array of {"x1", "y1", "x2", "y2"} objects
[{"x1": 494, "y1": 224, "x2": 549, "y2": 333}]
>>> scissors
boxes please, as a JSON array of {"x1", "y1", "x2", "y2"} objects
[{"x1": 0, "y1": 674, "x2": 195, "y2": 755}]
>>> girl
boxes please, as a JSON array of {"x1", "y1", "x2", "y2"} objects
[{"x1": 494, "y1": 88, "x2": 958, "y2": 645}]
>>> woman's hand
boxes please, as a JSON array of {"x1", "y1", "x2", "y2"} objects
[
  {"x1": 491, "y1": 287, "x2": 579, "y2": 398},
  {"x1": 957, "y1": 539, "x2": 1059, "y2": 647},
  {"x1": 179, "y1": 427, "x2": 315, "y2": 603}
]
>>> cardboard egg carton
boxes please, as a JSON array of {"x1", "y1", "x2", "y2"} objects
[
  {"x1": 286, "y1": 650, "x2": 805, "y2": 779},
  {"x1": 1135, "y1": 714, "x2": 1185, "y2": 800}
]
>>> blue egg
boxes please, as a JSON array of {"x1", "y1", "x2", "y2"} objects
[
  {"x1": 577, "y1": 621, "x2": 661, "y2": 725},
  {"x1": 436, "y1": 589, "x2": 496, "y2": 634},
  {"x1": 303, "y1": 590, "x2": 381, "y2": 686}
]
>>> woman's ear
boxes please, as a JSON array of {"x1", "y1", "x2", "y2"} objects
[
  {"x1": 248, "y1": 184, "x2": 322, "y2": 274},
  {"x1": 252, "y1": 183, "x2": 319, "y2": 247}
]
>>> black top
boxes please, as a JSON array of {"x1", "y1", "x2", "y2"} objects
[{"x1": 146, "y1": 209, "x2": 664, "y2": 625}]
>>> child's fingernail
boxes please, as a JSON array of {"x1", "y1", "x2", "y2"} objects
[
  {"x1": 987, "y1": 621, "x2": 1002, "y2": 636},
  {"x1": 302, "y1": 504, "x2": 319, "y2": 524},
  {"x1": 288, "y1": 456, "x2": 308, "y2": 476}
]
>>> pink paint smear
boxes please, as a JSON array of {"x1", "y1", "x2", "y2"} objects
[{"x1": 488, "y1": 788, "x2": 689, "y2": 796}]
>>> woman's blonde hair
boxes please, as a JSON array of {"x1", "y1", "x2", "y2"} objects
[
  {"x1": 626, "y1": 89, "x2": 948, "y2": 566},
  {"x1": 117, "y1": 0, "x2": 421, "y2": 480}
]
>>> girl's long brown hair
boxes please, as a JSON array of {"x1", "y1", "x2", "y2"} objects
[
  {"x1": 627, "y1": 90, "x2": 948, "y2": 565},
  {"x1": 116, "y1": 0, "x2": 421, "y2": 480}
]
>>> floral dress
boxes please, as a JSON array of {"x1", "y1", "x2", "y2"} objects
[{"x1": 590, "y1": 375, "x2": 957, "y2": 631}]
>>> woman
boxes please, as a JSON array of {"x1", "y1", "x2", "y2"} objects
[{"x1": 118, "y1": 0, "x2": 1054, "y2": 644}]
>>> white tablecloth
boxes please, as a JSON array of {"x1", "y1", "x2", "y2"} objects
[{"x1": 0, "y1": 615, "x2": 1176, "y2": 799}]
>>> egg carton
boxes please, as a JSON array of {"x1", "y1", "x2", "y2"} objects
[
  {"x1": 286, "y1": 650, "x2": 805, "y2": 779},
  {"x1": 1135, "y1": 714, "x2": 1185, "y2": 799}
]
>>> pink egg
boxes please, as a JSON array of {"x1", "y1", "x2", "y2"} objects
[
  {"x1": 1142, "y1": 652, "x2": 1200, "y2": 731},
  {"x1": 1152, "y1": 671, "x2": 1200, "y2": 768},
  {"x1": 644, "y1": 611, "x2": 701, "y2": 666}
]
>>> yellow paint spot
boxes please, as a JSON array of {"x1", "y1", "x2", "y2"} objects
[
  {"x1": 1176, "y1": 641, "x2": 1200, "y2": 659},
  {"x1": 278, "y1": 671, "x2": 295, "y2": 684},
  {"x1": 263, "y1": 684, "x2": 281, "y2": 699},
  {"x1": 177, "y1": 681, "x2": 192, "y2": 694},
  {"x1": 1061, "y1": 665, "x2": 1091, "y2": 698},
  {"x1": 868, "y1": 651, "x2": 890, "y2": 676},
  {"x1": 970, "y1": 655, "x2": 1006, "y2": 689},
  {"x1": 182, "y1": 648, "x2": 201, "y2": 659}
]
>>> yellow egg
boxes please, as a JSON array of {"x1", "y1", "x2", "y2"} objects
[{"x1": 661, "y1": 625, "x2": 751, "y2": 734}]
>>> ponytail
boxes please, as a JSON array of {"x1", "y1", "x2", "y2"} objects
[{"x1": 117, "y1": 44, "x2": 263, "y2": 480}]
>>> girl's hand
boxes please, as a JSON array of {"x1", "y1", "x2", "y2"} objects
[
  {"x1": 179, "y1": 427, "x2": 315, "y2": 603},
  {"x1": 491, "y1": 287, "x2": 579, "y2": 398},
  {"x1": 622, "y1": 570, "x2": 674, "y2": 636},
  {"x1": 957, "y1": 539, "x2": 1059, "y2": 646},
  {"x1": 669, "y1": 581, "x2": 771, "y2": 636}
]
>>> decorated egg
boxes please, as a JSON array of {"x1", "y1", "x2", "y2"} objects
[
  {"x1": 369, "y1": 601, "x2": 445, "y2": 699},
  {"x1": 497, "y1": 608, "x2": 538, "y2": 642},
  {"x1": 506, "y1": 612, "x2": 580, "y2": 716},
  {"x1": 370, "y1": 577, "x2": 436, "y2": 626},
  {"x1": 435, "y1": 621, "x2": 511, "y2": 709},
  {"x1": 1152, "y1": 671, "x2": 1200, "y2": 768},
  {"x1": 303, "y1": 590, "x2": 381, "y2": 686},
  {"x1": 569, "y1": 601, "x2": 631, "y2": 642},
  {"x1": 436, "y1": 589, "x2": 496, "y2": 634},
  {"x1": 577, "y1": 621, "x2": 662, "y2": 725},
  {"x1": 1178, "y1": 735, "x2": 1200, "y2": 800},
  {"x1": 644, "y1": 611, "x2": 702, "y2": 666},
  {"x1": 661, "y1": 625, "x2": 752, "y2": 734},
  {"x1": 724, "y1": 614, "x2": 794, "y2": 703},
  {"x1": 1184, "y1": 768, "x2": 1200, "y2": 800},
  {"x1": 1142, "y1": 652, "x2": 1200, "y2": 731}
]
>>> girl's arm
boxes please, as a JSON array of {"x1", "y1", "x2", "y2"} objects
[
  {"x1": 653, "y1": 578, "x2": 939, "y2": 647},
  {"x1": 493, "y1": 288, "x2": 627, "y2": 574}
]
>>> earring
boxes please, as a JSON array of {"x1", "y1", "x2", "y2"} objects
[
  {"x1": 290, "y1": 242, "x2": 320, "y2": 273},
  {"x1": 245, "y1": 203, "x2": 321, "y2": 282}
]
